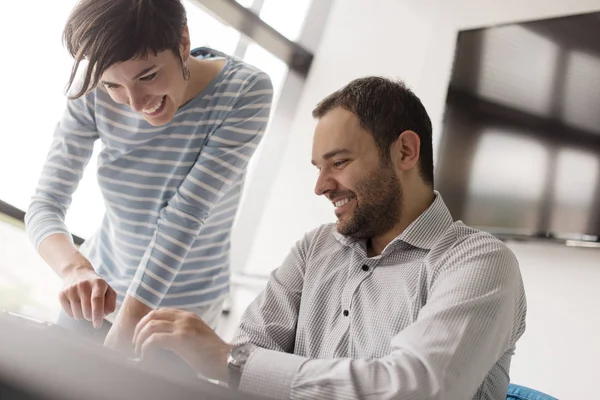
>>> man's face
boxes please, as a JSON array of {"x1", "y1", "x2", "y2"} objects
[{"x1": 311, "y1": 107, "x2": 403, "y2": 239}]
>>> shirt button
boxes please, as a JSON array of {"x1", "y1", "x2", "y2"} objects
[
  {"x1": 343, "y1": 310, "x2": 349, "y2": 317},
  {"x1": 362, "y1": 264, "x2": 369, "y2": 271}
]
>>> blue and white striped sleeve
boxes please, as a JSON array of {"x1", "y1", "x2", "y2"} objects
[
  {"x1": 25, "y1": 93, "x2": 99, "y2": 249},
  {"x1": 127, "y1": 72, "x2": 274, "y2": 308}
]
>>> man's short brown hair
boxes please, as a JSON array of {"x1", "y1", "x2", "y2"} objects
[{"x1": 313, "y1": 77, "x2": 434, "y2": 186}]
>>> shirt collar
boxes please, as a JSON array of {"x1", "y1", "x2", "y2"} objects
[{"x1": 333, "y1": 191, "x2": 454, "y2": 251}]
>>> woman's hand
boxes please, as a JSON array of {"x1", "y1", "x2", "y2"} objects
[
  {"x1": 60, "y1": 265, "x2": 117, "y2": 328},
  {"x1": 132, "y1": 309, "x2": 231, "y2": 381},
  {"x1": 38, "y1": 233, "x2": 116, "y2": 329}
]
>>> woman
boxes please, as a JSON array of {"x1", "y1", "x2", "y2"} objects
[{"x1": 25, "y1": 0, "x2": 273, "y2": 351}]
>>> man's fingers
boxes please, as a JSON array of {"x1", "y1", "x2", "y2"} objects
[
  {"x1": 91, "y1": 283, "x2": 107, "y2": 329},
  {"x1": 133, "y1": 309, "x2": 178, "y2": 344},
  {"x1": 133, "y1": 311, "x2": 154, "y2": 345},
  {"x1": 146, "y1": 308, "x2": 179, "y2": 322},
  {"x1": 140, "y1": 332, "x2": 173, "y2": 360},
  {"x1": 134, "y1": 320, "x2": 173, "y2": 357}
]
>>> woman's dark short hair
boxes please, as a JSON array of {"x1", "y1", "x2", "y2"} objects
[
  {"x1": 63, "y1": 0, "x2": 187, "y2": 99},
  {"x1": 312, "y1": 77, "x2": 434, "y2": 186}
]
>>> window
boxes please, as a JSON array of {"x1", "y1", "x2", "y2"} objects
[
  {"x1": 0, "y1": 0, "x2": 82, "y2": 318},
  {"x1": 244, "y1": 43, "x2": 288, "y2": 107},
  {"x1": 0, "y1": 216, "x2": 61, "y2": 320},
  {"x1": 239, "y1": 43, "x2": 288, "y2": 184},
  {"x1": 236, "y1": 0, "x2": 254, "y2": 8},
  {"x1": 0, "y1": 0, "x2": 77, "y2": 216},
  {"x1": 259, "y1": 0, "x2": 313, "y2": 41},
  {"x1": 185, "y1": 0, "x2": 241, "y2": 54}
]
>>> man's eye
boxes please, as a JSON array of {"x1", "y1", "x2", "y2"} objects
[
  {"x1": 140, "y1": 73, "x2": 157, "y2": 82},
  {"x1": 333, "y1": 160, "x2": 348, "y2": 168}
]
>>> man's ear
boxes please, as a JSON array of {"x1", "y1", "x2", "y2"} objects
[{"x1": 390, "y1": 130, "x2": 420, "y2": 172}]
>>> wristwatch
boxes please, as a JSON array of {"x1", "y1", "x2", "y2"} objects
[{"x1": 227, "y1": 342, "x2": 257, "y2": 390}]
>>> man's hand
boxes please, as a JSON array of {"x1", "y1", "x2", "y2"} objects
[
  {"x1": 132, "y1": 309, "x2": 232, "y2": 382},
  {"x1": 104, "y1": 296, "x2": 152, "y2": 354},
  {"x1": 60, "y1": 265, "x2": 117, "y2": 329}
]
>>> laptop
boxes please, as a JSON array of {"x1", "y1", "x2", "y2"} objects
[{"x1": 0, "y1": 311, "x2": 266, "y2": 400}]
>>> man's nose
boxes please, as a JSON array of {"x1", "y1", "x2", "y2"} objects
[{"x1": 314, "y1": 172, "x2": 337, "y2": 197}]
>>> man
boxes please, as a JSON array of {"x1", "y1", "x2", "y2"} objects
[{"x1": 131, "y1": 77, "x2": 527, "y2": 400}]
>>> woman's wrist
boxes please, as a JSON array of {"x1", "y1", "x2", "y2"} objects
[
  {"x1": 119, "y1": 295, "x2": 153, "y2": 322},
  {"x1": 61, "y1": 258, "x2": 94, "y2": 279}
]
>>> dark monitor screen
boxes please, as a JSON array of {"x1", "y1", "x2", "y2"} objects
[{"x1": 436, "y1": 12, "x2": 600, "y2": 241}]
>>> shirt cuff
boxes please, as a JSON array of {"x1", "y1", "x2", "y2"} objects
[{"x1": 239, "y1": 348, "x2": 306, "y2": 400}]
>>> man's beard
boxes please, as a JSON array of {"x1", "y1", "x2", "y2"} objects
[{"x1": 336, "y1": 162, "x2": 403, "y2": 239}]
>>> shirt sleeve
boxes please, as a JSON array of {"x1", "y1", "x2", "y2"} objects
[
  {"x1": 231, "y1": 229, "x2": 311, "y2": 398},
  {"x1": 238, "y1": 236, "x2": 525, "y2": 400},
  {"x1": 127, "y1": 72, "x2": 273, "y2": 308},
  {"x1": 231, "y1": 228, "x2": 311, "y2": 352},
  {"x1": 25, "y1": 92, "x2": 99, "y2": 249}
]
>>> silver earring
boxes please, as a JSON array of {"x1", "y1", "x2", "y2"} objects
[{"x1": 183, "y1": 63, "x2": 190, "y2": 81}]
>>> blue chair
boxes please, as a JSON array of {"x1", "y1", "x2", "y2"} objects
[{"x1": 507, "y1": 383, "x2": 558, "y2": 400}]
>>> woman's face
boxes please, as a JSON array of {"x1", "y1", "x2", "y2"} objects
[{"x1": 99, "y1": 31, "x2": 191, "y2": 126}]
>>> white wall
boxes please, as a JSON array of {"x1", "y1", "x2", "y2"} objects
[
  {"x1": 238, "y1": 0, "x2": 600, "y2": 398},
  {"x1": 242, "y1": 0, "x2": 600, "y2": 267},
  {"x1": 504, "y1": 241, "x2": 600, "y2": 399},
  {"x1": 244, "y1": 0, "x2": 444, "y2": 273}
]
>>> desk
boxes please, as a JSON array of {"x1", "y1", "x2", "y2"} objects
[{"x1": 0, "y1": 312, "x2": 266, "y2": 400}]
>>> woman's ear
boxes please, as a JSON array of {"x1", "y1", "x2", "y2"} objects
[
  {"x1": 180, "y1": 26, "x2": 191, "y2": 63},
  {"x1": 390, "y1": 130, "x2": 421, "y2": 172}
]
